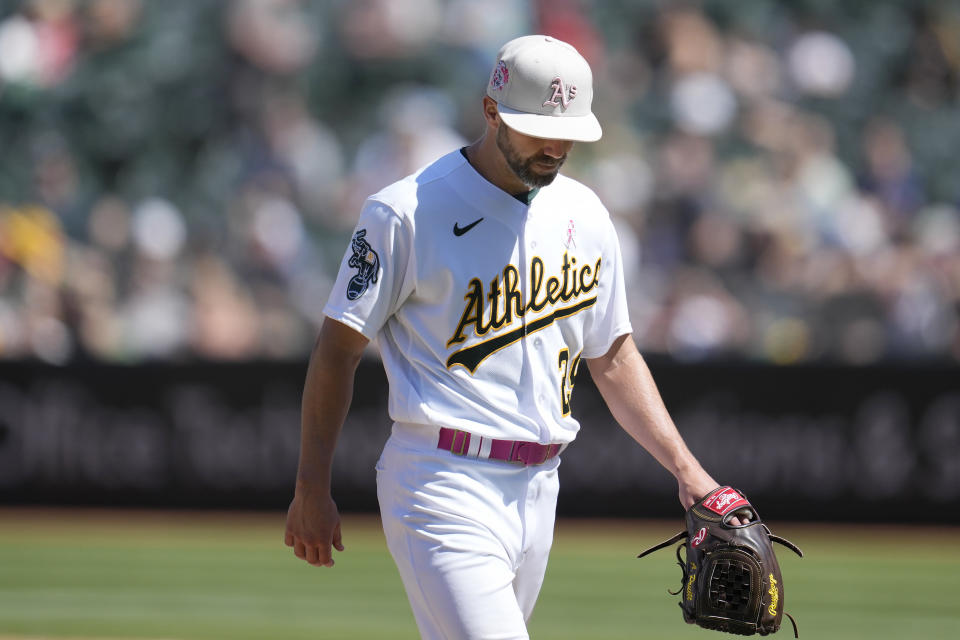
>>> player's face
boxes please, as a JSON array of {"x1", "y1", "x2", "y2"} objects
[{"x1": 496, "y1": 124, "x2": 574, "y2": 188}]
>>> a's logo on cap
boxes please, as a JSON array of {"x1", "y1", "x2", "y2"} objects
[
  {"x1": 490, "y1": 60, "x2": 509, "y2": 91},
  {"x1": 543, "y1": 77, "x2": 577, "y2": 109}
]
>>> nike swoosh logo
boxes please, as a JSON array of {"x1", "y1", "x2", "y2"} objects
[{"x1": 453, "y1": 217, "x2": 484, "y2": 236}]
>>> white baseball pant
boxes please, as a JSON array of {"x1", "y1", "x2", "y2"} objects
[{"x1": 376, "y1": 427, "x2": 561, "y2": 640}]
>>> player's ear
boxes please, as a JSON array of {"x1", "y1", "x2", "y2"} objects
[{"x1": 482, "y1": 96, "x2": 500, "y2": 129}]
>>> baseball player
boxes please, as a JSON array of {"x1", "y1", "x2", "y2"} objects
[{"x1": 285, "y1": 35, "x2": 730, "y2": 639}]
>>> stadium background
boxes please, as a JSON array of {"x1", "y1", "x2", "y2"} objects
[{"x1": 0, "y1": 0, "x2": 958, "y2": 638}]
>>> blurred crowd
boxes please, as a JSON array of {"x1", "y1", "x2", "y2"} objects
[{"x1": 0, "y1": 0, "x2": 958, "y2": 364}]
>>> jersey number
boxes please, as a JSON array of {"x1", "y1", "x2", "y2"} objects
[{"x1": 558, "y1": 348, "x2": 582, "y2": 417}]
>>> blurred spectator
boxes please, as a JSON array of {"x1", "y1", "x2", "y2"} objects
[
  {"x1": 786, "y1": 31, "x2": 855, "y2": 98},
  {"x1": 858, "y1": 116, "x2": 926, "y2": 235},
  {"x1": 0, "y1": 0, "x2": 958, "y2": 364},
  {"x1": 227, "y1": 0, "x2": 317, "y2": 75},
  {"x1": 346, "y1": 84, "x2": 467, "y2": 215},
  {"x1": 339, "y1": 0, "x2": 443, "y2": 60},
  {"x1": 84, "y1": 0, "x2": 141, "y2": 49}
]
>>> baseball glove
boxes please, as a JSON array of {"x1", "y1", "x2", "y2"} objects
[{"x1": 637, "y1": 487, "x2": 803, "y2": 637}]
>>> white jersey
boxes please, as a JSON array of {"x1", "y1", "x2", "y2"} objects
[{"x1": 324, "y1": 149, "x2": 632, "y2": 444}]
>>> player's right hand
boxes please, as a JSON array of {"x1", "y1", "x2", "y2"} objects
[{"x1": 284, "y1": 491, "x2": 344, "y2": 567}]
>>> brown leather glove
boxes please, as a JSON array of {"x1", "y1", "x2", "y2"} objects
[{"x1": 638, "y1": 487, "x2": 803, "y2": 637}]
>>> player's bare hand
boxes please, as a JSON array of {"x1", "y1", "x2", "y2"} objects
[
  {"x1": 285, "y1": 491, "x2": 344, "y2": 567},
  {"x1": 677, "y1": 470, "x2": 720, "y2": 512}
]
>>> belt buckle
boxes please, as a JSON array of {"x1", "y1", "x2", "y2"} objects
[{"x1": 513, "y1": 442, "x2": 549, "y2": 466}]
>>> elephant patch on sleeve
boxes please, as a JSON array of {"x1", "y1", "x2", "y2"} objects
[{"x1": 346, "y1": 229, "x2": 380, "y2": 300}]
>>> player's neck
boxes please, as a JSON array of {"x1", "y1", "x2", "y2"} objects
[{"x1": 464, "y1": 136, "x2": 530, "y2": 197}]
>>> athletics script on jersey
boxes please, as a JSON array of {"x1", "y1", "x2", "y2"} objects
[{"x1": 445, "y1": 252, "x2": 601, "y2": 374}]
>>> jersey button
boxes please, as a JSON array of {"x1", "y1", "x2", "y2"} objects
[
  {"x1": 534, "y1": 338, "x2": 542, "y2": 348},
  {"x1": 530, "y1": 241, "x2": 537, "y2": 249}
]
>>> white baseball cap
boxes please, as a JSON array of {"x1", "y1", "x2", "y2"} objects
[{"x1": 486, "y1": 35, "x2": 602, "y2": 143}]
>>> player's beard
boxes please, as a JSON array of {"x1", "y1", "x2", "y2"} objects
[{"x1": 496, "y1": 125, "x2": 566, "y2": 188}]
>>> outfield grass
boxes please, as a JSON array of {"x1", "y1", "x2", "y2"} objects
[{"x1": 0, "y1": 509, "x2": 957, "y2": 639}]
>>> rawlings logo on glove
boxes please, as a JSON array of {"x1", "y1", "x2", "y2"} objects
[
  {"x1": 637, "y1": 487, "x2": 803, "y2": 637},
  {"x1": 703, "y1": 487, "x2": 750, "y2": 515}
]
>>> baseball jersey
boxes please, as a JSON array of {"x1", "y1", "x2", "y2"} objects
[{"x1": 323, "y1": 149, "x2": 632, "y2": 445}]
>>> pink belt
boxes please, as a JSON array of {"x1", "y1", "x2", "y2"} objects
[{"x1": 437, "y1": 427, "x2": 564, "y2": 466}]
